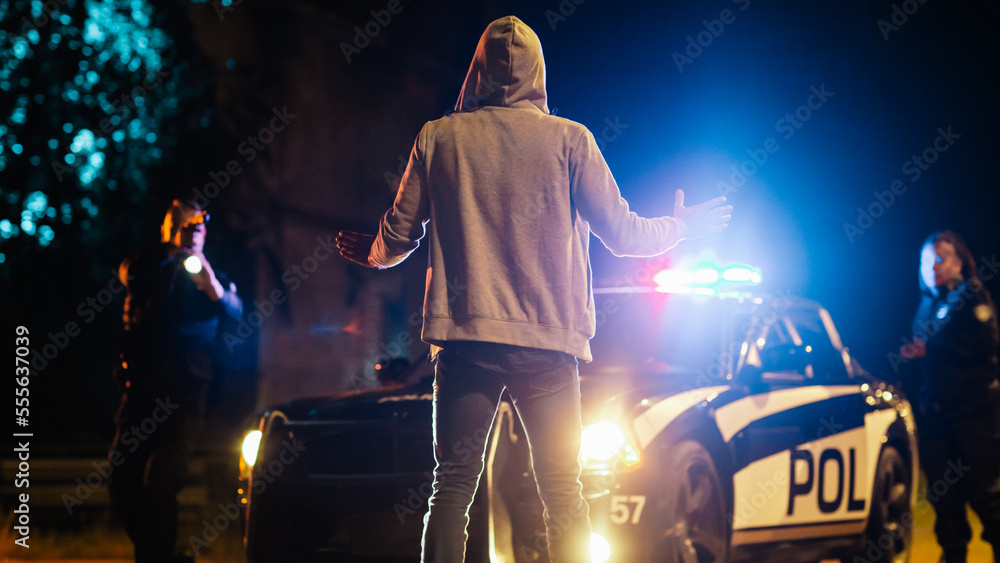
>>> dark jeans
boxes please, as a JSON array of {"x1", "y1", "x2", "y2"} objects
[
  {"x1": 920, "y1": 426, "x2": 1000, "y2": 563},
  {"x1": 421, "y1": 341, "x2": 592, "y2": 563},
  {"x1": 107, "y1": 382, "x2": 206, "y2": 563}
]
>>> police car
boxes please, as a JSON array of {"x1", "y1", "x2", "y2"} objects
[
  {"x1": 502, "y1": 286, "x2": 918, "y2": 563},
  {"x1": 236, "y1": 271, "x2": 916, "y2": 563}
]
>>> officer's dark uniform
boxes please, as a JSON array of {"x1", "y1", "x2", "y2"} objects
[
  {"x1": 911, "y1": 277, "x2": 1000, "y2": 562},
  {"x1": 107, "y1": 242, "x2": 242, "y2": 563}
]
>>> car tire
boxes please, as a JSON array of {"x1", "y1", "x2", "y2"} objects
[
  {"x1": 244, "y1": 431, "x2": 307, "y2": 563},
  {"x1": 842, "y1": 445, "x2": 911, "y2": 563},
  {"x1": 244, "y1": 480, "x2": 303, "y2": 563},
  {"x1": 654, "y1": 440, "x2": 729, "y2": 563}
]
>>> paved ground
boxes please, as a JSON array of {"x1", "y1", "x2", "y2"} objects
[
  {"x1": 0, "y1": 519, "x2": 994, "y2": 562},
  {"x1": 1, "y1": 473, "x2": 993, "y2": 562}
]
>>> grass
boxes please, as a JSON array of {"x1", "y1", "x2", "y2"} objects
[{"x1": 0, "y1": 505, "x2": 246, "y2": 562}]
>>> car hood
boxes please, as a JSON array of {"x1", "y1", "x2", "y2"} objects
[
  {"x1": 264, "y1": 365, "x2": 728, "y2": 425},
  {"x1": 265, "y1": 378, "x2": 435, "y2": 422},
  {"x1": 580, "y1": 364, "x2": 728, "y2": 423}
]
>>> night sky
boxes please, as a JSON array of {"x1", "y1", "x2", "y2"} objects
[
  {"x1": 311, "y1": 0, "x2": 1000, "y2": 378},
  {"x1": 3, "y1": 0, "x2": 999, "y2": 446}
]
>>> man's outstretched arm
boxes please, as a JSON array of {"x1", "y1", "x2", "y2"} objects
[
  {"x1": 571, "y1": 129, "x2": 731, "y2": 256},
  {"x1": 340, "y1": 130, "x2": 431, "y2": 269}
]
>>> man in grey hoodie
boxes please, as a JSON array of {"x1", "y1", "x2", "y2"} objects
[{"x1": 338, "y1": 15, "x2": 731, "y2": 563}]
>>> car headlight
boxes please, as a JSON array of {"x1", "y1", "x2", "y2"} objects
[
  {"x1": 581, "y1": 422, "x2": 640, "y2": 467},
  {"x1": 242, "y1": 429, "x2": 262, "y2": 467},
  {"x1": 590, "y1": 533, "x2": 611, "y2": 563},
  {"x1": 580, "y1": 421, "x2": 640, "y2": 467},
  {"x1": 581, "y1": 422, "x2": 625, "y2": 462}
]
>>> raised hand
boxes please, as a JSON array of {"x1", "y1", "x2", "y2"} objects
[
  {"x1": 337, "y1": 231, "x2": 377, "y2": 267},
  {"x1": 672, "y1": 189, "x2": 732, "y2": 240}
]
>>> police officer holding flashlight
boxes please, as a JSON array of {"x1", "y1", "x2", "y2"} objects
[{"x1": 108, "y1": 199, "x2": 242, "y2": 563}]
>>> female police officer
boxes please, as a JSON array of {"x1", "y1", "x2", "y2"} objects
[{"x1": 900, "y1": 230, "x2": 1000, "y2": 563}]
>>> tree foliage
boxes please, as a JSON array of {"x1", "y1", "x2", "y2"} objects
[{"x1": 0, "y1": 0, "x2": 206, "y2": 282}]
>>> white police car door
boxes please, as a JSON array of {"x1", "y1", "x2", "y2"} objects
[{"x1": 720, "y1": 308, "x2": 877, "y2": 546}]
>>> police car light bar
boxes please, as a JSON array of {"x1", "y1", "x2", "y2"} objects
[{"x1": 652, "y1": 264, "x2": 761, "y2": 295}]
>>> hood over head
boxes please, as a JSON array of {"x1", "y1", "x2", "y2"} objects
[{"x1": 454, "y1": 16, "x2": 549, "y2": 114}]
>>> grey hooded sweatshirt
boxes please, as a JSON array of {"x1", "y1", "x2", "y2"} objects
[{"x1": 370, "y1": 16, "x2": 683, "y2": 361}]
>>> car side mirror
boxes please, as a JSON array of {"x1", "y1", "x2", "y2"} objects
[{"x1": 376, "y1": 357, "x2": 411, "y2": 385}]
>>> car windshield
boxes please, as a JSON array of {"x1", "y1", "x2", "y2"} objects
[{"x1": 584, "y1": 291, "x2": 744, "y2": 382}]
